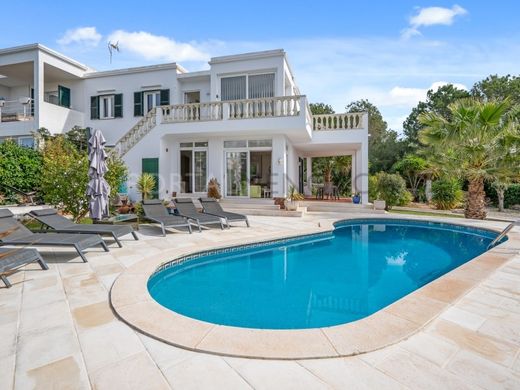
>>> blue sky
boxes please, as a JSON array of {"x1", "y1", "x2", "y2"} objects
[{"x1": 2, "y1": 1, "x2": 520, "y2": 133}]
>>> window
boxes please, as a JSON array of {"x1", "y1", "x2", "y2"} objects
[
  {"x1": 91, "y1": 94, "x2": 123, "y2": 119},
  {"x1": 224, "y1": 140, "x2": 247, "y2": 148},
  {"x1": 248, "y1": 139, "x2": 272, "y2": 147},
  {"x1": 248, "y1": 74, "x2": 275, "y2": 99},
  {"x1": 134, "y1": 89, "x2": 169, "y2": 116},
  {"x1": 58, "y1": 85, "x2": 70, "y2": 108},
  {"x1": 221, "y1": 76, "x2": 246, "y2": 101},
  {"x1": 100, "y1": 95, "x2": 114, "y2": 119},
  {"x1": 18, "y1": 137, "x2": 35, "y2": 148},
  {"x1": 220, "y1": 73, "x2": 274, "y2": 101}
]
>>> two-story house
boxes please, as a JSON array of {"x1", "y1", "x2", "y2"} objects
[{"x1": 0, "y1": 44, "x2": 369, "y2": 203}]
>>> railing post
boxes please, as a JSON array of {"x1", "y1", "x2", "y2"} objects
[
  {"x1": 156, "y1": 107, "x2": 163, "y2": 124},
  {"x1": 362, "y1": 112, "x2": 369, "y2": 130},
  {"x1": 223, "y1": 102, "x2": 230, "y2": 120}
]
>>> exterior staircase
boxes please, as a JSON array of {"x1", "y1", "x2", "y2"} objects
[
  {"x1": 112, "y1": 108, "x2": 157, "y2": 156},
  {"x1": 219, "y1": 198, "x2": 304, "y2": 217}
]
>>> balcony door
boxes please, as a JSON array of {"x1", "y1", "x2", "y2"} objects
[
  {"x1": 225, "y1": 151, "x2": 248, "y2": 197},
  {"x1": 144, "y1": 91, "x2": 161, "y2": 113},
  {"x1": 180, "y1": 142, "x2": 208, "y2": 193}
]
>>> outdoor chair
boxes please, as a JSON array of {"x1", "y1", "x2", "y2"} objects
[
  {"x1": 0, "y1": 209, "x2": 108, "y2": 263},
  {"x1": 29, "y1": 209, "x2": 138, "y2": 248},
  {"x1": 174, "y1": 198, "x2": 226, "y2": 231},
  {"x1": 199, "y1": 198, "x2": 249, "y2": 227},
  {"x1": 0, "y1": 248, "x2": 48, "y2": 288},
  {"x1": 141, "y1": 199, "x2": 192, "y2": 236}
]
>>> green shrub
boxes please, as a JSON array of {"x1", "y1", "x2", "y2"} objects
[
  {"x1": 431, "y1": 177, "x2": 463, "y2": 210},
  {"x1": 105, "y1": 154, "x2": 129, "y2": 199},
  {"x1": 0, "y1": 140, "x2": 42, "y2": 199},
  {"x1": 375, "y1": 172, "x2": 409, "y2": 209},
  {"x1": 503, "y1": 184, "x2": 520, "y2": 208},
  {"x1": 137, "y1": 173, "x2": 156, "y2": 200},
  {"x1": 368, "y1": 175, "x2": 379, "y2": 201},
  {"x1": 40, "y1": 136, "x2": 90, "y2": 222}
]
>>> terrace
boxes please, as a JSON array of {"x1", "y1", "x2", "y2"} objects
[{"x1": 1, "y1": 211, "x2": 519, "y2": 388}]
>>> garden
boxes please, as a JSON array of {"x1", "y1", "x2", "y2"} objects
[{"x1": 310, "y1": 74, "x2": 520, "y2": 219}]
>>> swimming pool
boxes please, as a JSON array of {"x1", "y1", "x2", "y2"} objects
[{"x1": 148, "y1": 219, "x2": 501, "y2": 330}]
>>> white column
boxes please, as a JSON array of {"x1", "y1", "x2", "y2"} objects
[
  {"x1": 351, "y1": 154, "x2": 356, "y2": 195},
  {"x1": 356, "y1": 142, "x2": 369, "y2": 204},
  {"x1": 33, "y1": 54, "x2": 44, "y2": 130},
  {"x1": 305, "y1": 157, "x2": 312, "y2": 196}
]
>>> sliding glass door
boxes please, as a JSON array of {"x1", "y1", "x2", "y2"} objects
[{"x1": 225, "y1": 151, "x2": 248, "y2": 197}]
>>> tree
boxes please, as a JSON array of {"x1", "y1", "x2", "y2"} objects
[
  {"x1": 419, "y1": 98, "x2": 520, "y2": 219},
  {"x1": 472, "y1": 74, "x2": 520, "y2": 105},
  {"x1": 105, "y1": 154, "x2": 129, "y2": 199},
  {"x1": 392, "y1": 155, "x2": 427, "y2": 200},
  {"x1": 309, "y1": 103, "x2": 335, "y2": 115},
  {"x1": 346, "y1": 99, "x2": 407, "y2": 174},
  {"x1": 403, "y1": 84, "x2": 470, "y2": 149},
  {"x1": 40, "y1": 136, "x2": 90, "y2": 222}
]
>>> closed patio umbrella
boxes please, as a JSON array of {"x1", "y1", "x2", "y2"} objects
[{"x1": 86, "y1": 129, "x2": 111, "y2": 220}]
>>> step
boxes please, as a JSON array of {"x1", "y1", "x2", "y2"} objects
[
  {"x1": 302, "y1": 202, "x2": 372, "y2": 212},
  {"x1": 220, "y1": 202, "x2": 281, "y2": 210}
]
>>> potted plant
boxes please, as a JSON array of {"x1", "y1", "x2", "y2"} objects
[
  {"x1": 285, "y1": 185, "x2": 304, "y2": 211},
  {"x1": 137, "y1": 173, "x2": 156, "y2": 200},
  {"x1": 352, "y1": 192, "x2": 361, "y2": 204},
  {"x1": 207, "y1": 177, "x2": 222, "y2": 200}
]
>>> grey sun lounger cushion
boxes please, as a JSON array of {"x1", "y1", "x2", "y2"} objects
[
  {"x1": 174, "y1": 198, "x2": 226, "y2": 231},
  {"x1": 141, "y1": 199, "x2": 192, "y2": 236},
  {"x1": 29, "y1": 209, "x2": 138, "y2": 248},
  {"x1": 0, "y1": 209, "x2": 108, "y2": 263},
  {"x1": 199, "y1": 198, "x2": 249, "y2": 227},
  {"x1": 0, "y1": 247, "x2": 48, "y2": 288}
]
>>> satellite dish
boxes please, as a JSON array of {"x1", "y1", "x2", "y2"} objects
[{"x1": 108, "y1": 41, "x2": 120, "y2": 64}]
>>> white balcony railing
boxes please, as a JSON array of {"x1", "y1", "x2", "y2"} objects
[
  {"x1": 0, "y1": 98, "x2": 33, "y2": 123},
  {"x1": 161, "y1": 95, "x2": 304, "y2": 124},
  {"x1": 312, "y1": 113, "x2": 365, "y2": 130}
]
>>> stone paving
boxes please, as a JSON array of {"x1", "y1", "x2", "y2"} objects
[{"x1": 1, "y1": 213, "x2": 520, "y2": 389}]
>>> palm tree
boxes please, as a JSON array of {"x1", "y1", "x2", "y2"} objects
[{"x1": 419, "y1": 98, "x2": 520, "y2": 219}]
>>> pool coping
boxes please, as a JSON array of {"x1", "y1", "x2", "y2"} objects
[{"x1": 109, "y1": 215, "x2": 520, "y2": 360}]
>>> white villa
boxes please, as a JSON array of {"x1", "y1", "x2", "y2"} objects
[{"x1": 0, "y1": 44, "x2": 369, "y2": 203}]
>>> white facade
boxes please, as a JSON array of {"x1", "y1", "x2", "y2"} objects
[{"x1": 0, "y1": 44, "x2": 369, "y2": 203}]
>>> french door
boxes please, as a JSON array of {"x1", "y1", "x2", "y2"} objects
[
  {"x1": 144, "y1": 91, "x2": 161, "y2": 113},
  {"x1": 225, "y1": 151, "x2": 248, "y2": 197},
  {"x1": 180, "y1": 149, "x2": 208, "y2": 193}
]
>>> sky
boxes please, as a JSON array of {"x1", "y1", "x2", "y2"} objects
[{"x1": 2, "y1": 0, "x2": 520, "y2": 133}]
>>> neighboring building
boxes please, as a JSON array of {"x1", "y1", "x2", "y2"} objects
[{"x1": 0, "y1": 44, "x2": 369, "y2": 203}]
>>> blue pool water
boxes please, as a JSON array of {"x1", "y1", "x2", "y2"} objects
[{"x1": 148, "y1": 219, "x2": 500, "y2": 329}]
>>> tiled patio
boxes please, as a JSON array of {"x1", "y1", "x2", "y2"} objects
[{"x1": 1, "y1": 213, "x2": 520, "y2": 389}]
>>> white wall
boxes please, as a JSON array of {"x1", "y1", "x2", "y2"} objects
[
  {"x1": 39, "y1": 102, "x2": 84, "y2": 134},
  {"x1": 177, "y1": 78, "x2": 211, "y2": 103},
  {"x1": 83, "y1": 67, "x2": 178, "y2": 145}
]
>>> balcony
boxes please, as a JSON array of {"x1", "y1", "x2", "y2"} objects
[
  {"x1": 161, "y1": 95, "x2": 304, "y2": 123},
  {"x1": 0, "y1": 98, "x2": 33, "y2": 123}
]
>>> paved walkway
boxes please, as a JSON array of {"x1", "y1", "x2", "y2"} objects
[{"x1": 1, "y1": 213, "x2": 520, "y2": 389}]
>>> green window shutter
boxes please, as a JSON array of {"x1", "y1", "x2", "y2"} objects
[
  {"x1": 58, "y1": 85, "x2": 71, "y2": 108},
  {"x1": 134, "y1": 92, "x2": 143, "y2": 116},
  {"x1": 90, "y1": 96, "x2": 99, "y2": 119},
  {"x1": 114, "y1": 94, "x2": 123, "y2": 118},
  {"x1": 160, "y1": 89, "x2": 170, "y2": 106},
  {"x1": 142, "y1": 158, "x2": 159, "y2": 199}
]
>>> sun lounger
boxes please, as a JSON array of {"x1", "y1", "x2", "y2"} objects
[
  {"x1": 141, "y1": 199, "x2": 192, "y2": 236},
  {"x1": 0, "y1": 209, "x2": 108, "y2": 263},
  {"x1": 174, "y1": 198, "x2": 226, "y2": 231},
  {"x1": 28, "y1": 209, "x2": 138, "y2": 248},
  {"x1": 199, "y1": 198, "x2": 249, "y2": 227},
  {"x1": 0, "y1": 248, "x2": 48, "y2": 288}
]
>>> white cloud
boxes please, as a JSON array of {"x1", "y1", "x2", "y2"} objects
[
  {"x1": 107, "y1": 30, "x2": 209, "y2": 62},
  {"x1": 58, "y1": 27, "x2": 102, "y2": 47},
  {"x1": 402, "y1": 5, "x2": 467, "y2": 39}
]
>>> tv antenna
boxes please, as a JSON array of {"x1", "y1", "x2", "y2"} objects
[{"x1": 108, "y1": 41, "x2": 120, "y2": 64}]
